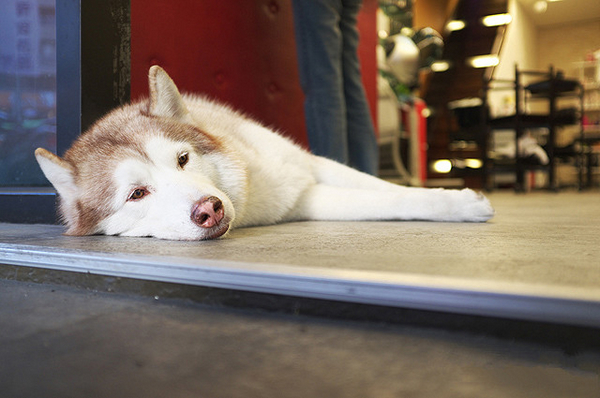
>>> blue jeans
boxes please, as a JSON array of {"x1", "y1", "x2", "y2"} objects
[{"x1": 292, "y1": 0, "x2": 379, "y2": 175}]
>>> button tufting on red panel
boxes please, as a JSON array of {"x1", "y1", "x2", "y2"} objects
[
  {"x1": 130, "y1": 0, "x2": 381, "y2": 149},
  {"x1": 268, "y1": 1, "x2": 279, "y2": 14},
  {"x1": 214, "y1": 71, "x2": 226, "y2": 87}
]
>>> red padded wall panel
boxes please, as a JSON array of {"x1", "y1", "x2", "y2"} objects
[{"x1": 131, "y1": 0, "x2": 377, "y2": 147}]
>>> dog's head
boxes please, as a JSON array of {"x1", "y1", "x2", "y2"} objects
[{"x1": 35, "y1": 66, "x2": 245, "y2": 240}]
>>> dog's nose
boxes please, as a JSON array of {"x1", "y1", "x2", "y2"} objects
[{"x1": 191, "y1": 196, "x2": 224, "y2": 228}]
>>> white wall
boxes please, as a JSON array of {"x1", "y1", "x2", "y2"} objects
[
  {"x1": 489, "y1": 0, "x2": 539, "y2": 116},
  {"x1": 537, "y1": 18, "x2": 600, "y2": 78},
  {"x1": 495, "y1": 0, "x2": 539, "y2": 78}
]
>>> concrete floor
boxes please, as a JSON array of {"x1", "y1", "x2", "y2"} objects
[
  {"x1": 1, "y1": 278, "x2": 599, "y2": 398},
  {"x1": 1, "y1": 190, "x2": 600, "y2": 396},
  {"x1": 1, "y1": 191, "x2": 599, "y2": 286}
]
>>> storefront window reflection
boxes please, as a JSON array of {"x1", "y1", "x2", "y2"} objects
[{"x1": 0, "y1": 0, "x2": 56, "y2": 186}]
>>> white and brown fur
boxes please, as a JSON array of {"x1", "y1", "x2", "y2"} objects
[{"x1": 35, "y1": 66, "x2": 494, "y2": 240}]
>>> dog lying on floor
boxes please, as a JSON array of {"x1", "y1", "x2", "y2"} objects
[{"x1": 35, "y1": 66, "x2": 494, "y2": 240}]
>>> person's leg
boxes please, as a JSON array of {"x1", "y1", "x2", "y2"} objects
[
  {"x1": 292, "y1": 0, "x2": 349, "y2": 165},
  {"x1": 339, "y1": 0, "x2": 379, "y2": 175}
]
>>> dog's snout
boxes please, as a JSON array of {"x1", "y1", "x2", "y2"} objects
[{"x1": 192, "y1": 196, "x2": 224, "y2": 228}]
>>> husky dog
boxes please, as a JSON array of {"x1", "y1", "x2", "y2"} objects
[{"x1": 35, "y1": 66, "x2": 493, "y2": 240}]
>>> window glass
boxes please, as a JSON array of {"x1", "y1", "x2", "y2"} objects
[{"x1": 0, "y1": 0, "x2": 56, "y2": 186}]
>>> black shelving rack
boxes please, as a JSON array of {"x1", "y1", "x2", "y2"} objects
[{"x1": 481, "y1": 65, "x2": 584, "y2": 191}]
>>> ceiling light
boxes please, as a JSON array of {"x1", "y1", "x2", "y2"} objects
[
  {"x1": 467, "y1": 55, "x2": 499, "y2": 68},
  {"x1": 432, "y1": 159, "x2": 452, "y2": 174},
  {"x1": 446, "y1": 20, "x2": 466, "y2": 32},
  {"x1": 465, "y1": 159, "x2": 483, "y2": 169},
  {"x1": 533, "y1": 1, "x2": 548, "y2": 13},
  {"x1": 431, "y1": 61, "x2": 450, "y2": 72},
  {"x1": 482, "y1": 13, "x2": 512, "y2": 27}
]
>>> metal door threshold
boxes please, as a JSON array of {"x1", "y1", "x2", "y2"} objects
[{"x1": 2, "y1": 242, "x2": 600, "y2": 329}]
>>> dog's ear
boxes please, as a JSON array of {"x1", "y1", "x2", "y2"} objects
[
  {"x1": 34, "y1": 148, "x2": 78, "y2": 204},
  {"x1": 148, "y1": 65, "x2": 193, "y2": 123}
]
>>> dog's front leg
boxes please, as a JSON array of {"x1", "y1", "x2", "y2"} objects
[{"x1": 289, "y1": 185, "x2": 494, "y2": 223}]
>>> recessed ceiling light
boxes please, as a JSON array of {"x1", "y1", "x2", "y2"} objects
[
  {"x1": 432, "y1": 159, "x2": 452, "y2": 174},
  {"x1": 465, "y1": 159, "x2": 483, "y2": 169},
  {"x1": 482, "y1": 13, "x2": 513, "y2": 27},
  {"x1": 534, "y1": 1, "x2": 548, "y2": 13},
  {"x1": 431, "y1": 61, "x2": 450, "y2": 72},
  {"x1": 467, "y1": 55, "x2": 499, "y2": 68},
  {"x1": 446, "y1": 20, "x2": 466, "y2": 32}
]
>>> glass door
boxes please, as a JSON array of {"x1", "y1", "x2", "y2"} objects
[
  {"x1": 0, "y1": 0, "x2": 56, "y2": 187},
  {"x1": 0, "y1": 0, "x2": 130, "y2": 224}
]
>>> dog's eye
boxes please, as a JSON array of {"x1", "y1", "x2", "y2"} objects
[
  {"x1": 128, "y1": 188, "x2": 148, "y2": 201},
  {"x1": 178, "y1": 152, "x2": 189, "y2": 168}
]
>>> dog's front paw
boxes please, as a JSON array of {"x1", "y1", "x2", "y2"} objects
[{"x1": 453, "y1": 188, "x2": 494, "y2": 222}]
